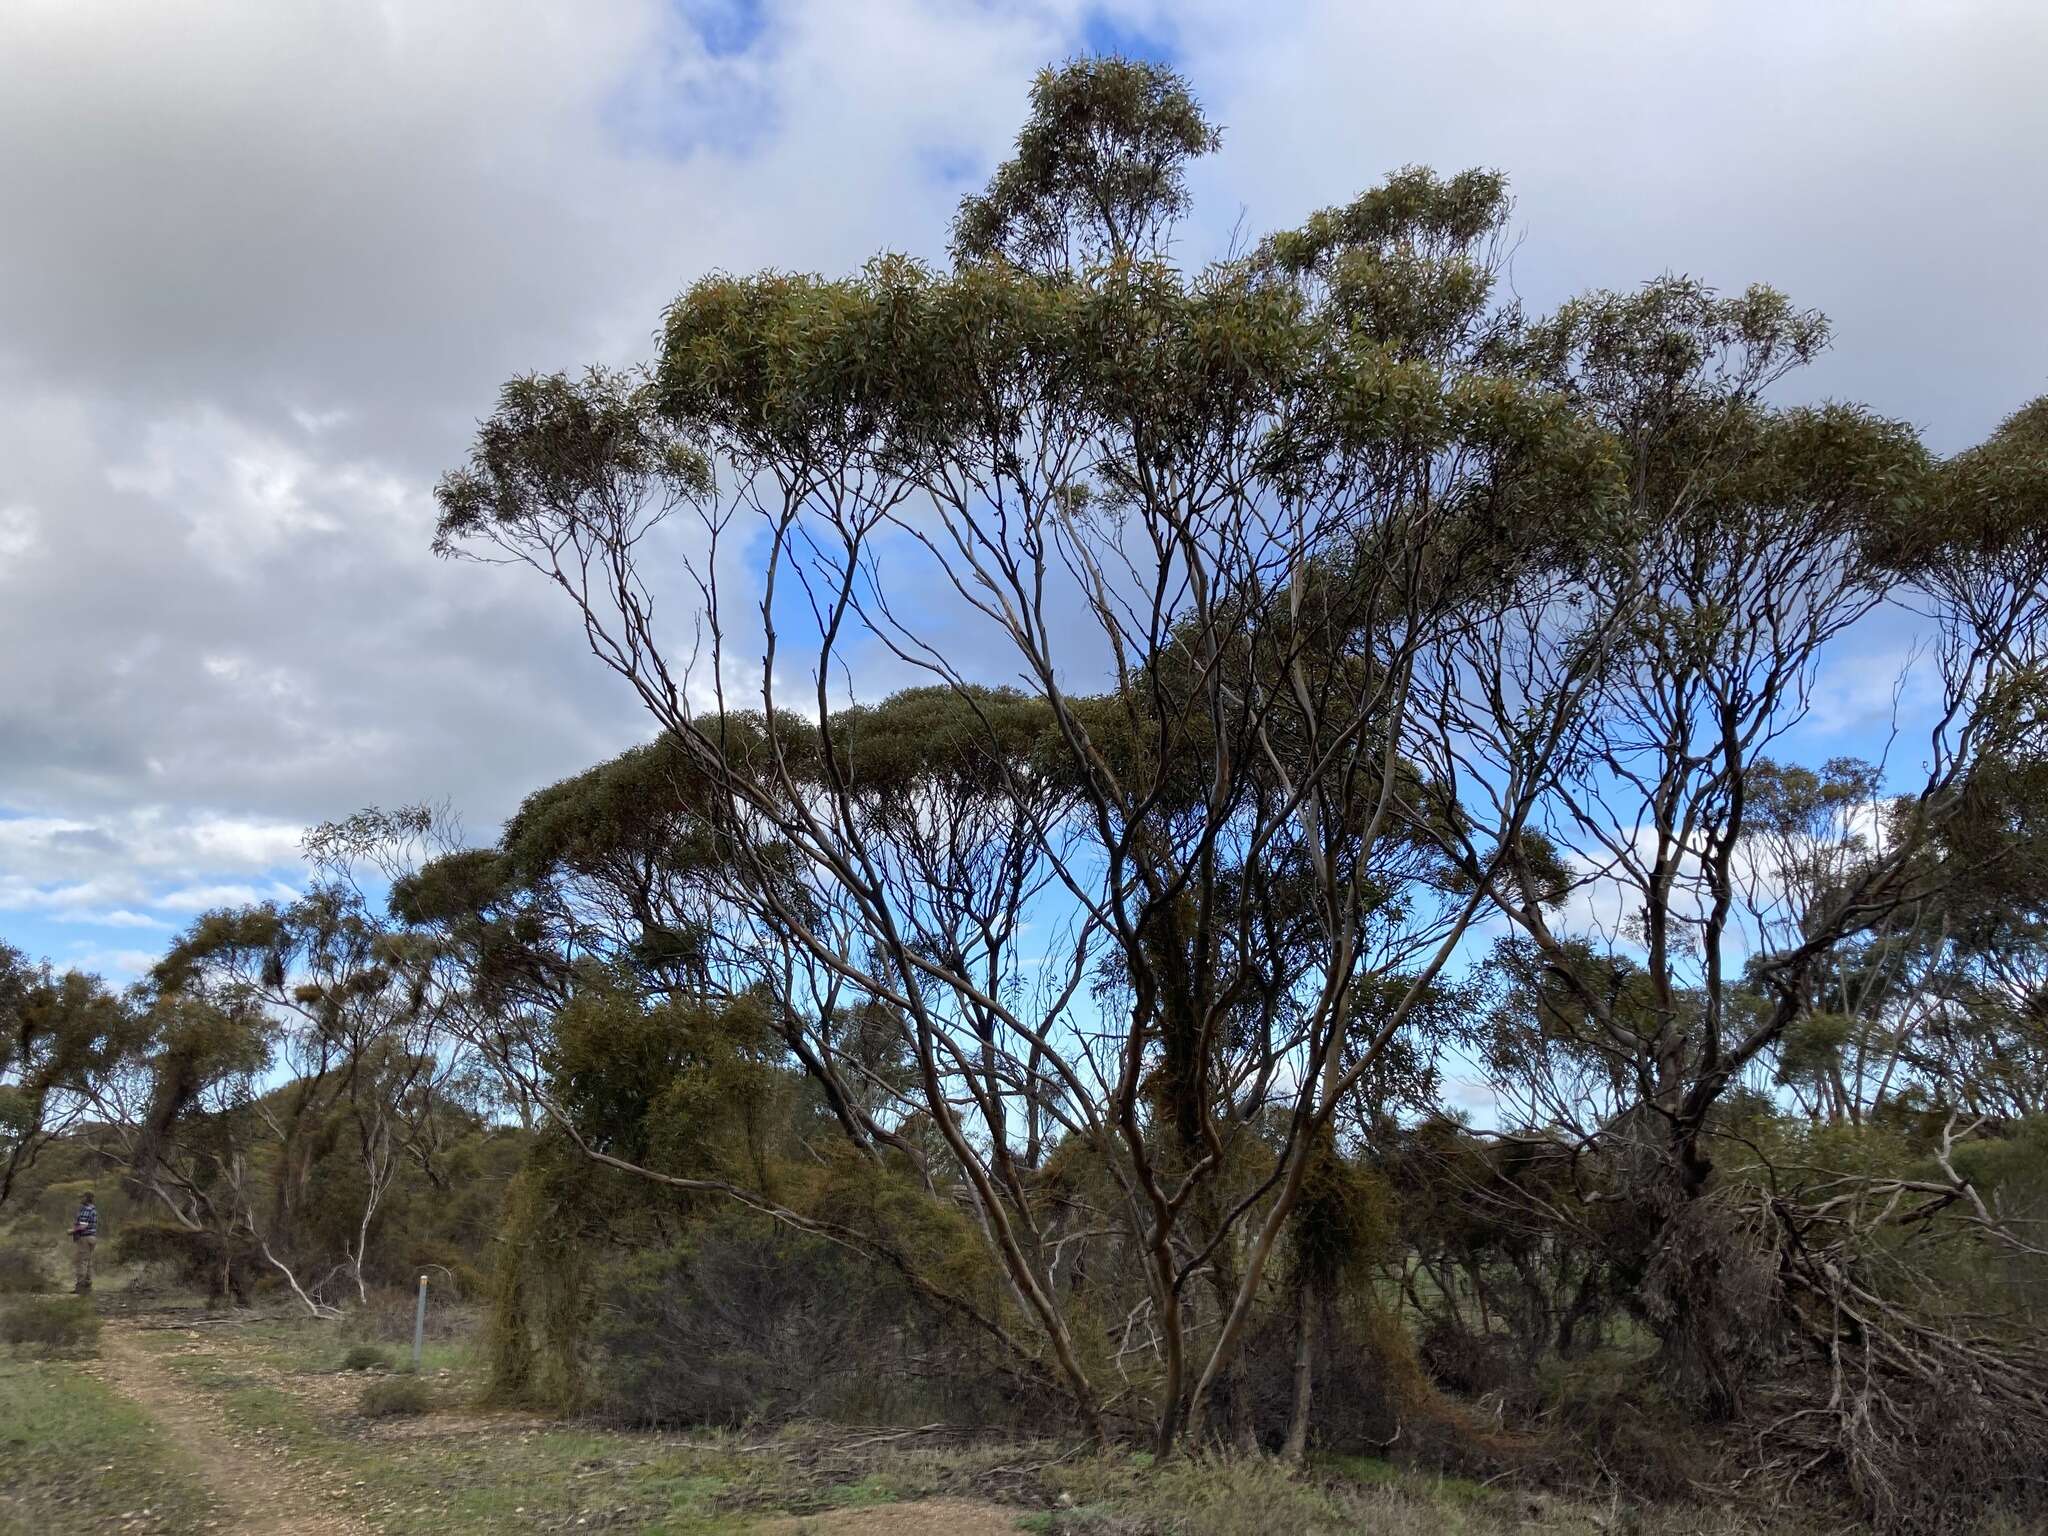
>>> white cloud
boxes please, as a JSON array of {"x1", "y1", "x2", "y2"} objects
[
  {"x1": 0, "y1": 810, "x2": 307, "y2": 928},
  {"x1": 58, "y1": 945, "x2": 170, "y2": 985},
  {"x1": 57, "y1": 909, "x2": 168, "y2": 930},
  {"x1": 0, "y1": 0, "x2": 2040, "y2": 978},
  {"x1": 153, "y1": 881, "x2": 301, "y2": 914},
  {"x1": 107, "y1": 409, "x2": 357, "y2": 573},
  {"x1": 0, "y1": 504, "x2": 40, "y2": 562},
  {"x1": 186, "y1": 817, "x2": 309, "y2": 869},
  {"x1": 290, "y1": 406, "x2": 351, "y2": 436}
]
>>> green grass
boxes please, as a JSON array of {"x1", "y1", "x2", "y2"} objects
[
  {"x1": 150, "y1": 1334, "x2": 751, "y2": 1533},
  {"x1": 820, "y1": 1473, "x2": 897, "y2": 1509},
  {"x1": 0, "y1": 1356, "x2": 217, "y2": 1535},
  {"x1": 7, "y1": 1311, "x2": 1837, "y2": 1536},
  {"x1": 134, "y1": 1318, "x2": 1595, "y2": 1536},
  {"x1": 144, "y1": 1319, "x2": 1055, "y2": 1532},
  {"x1": 234, "y1": 1313, "x2": 478, "y2": 1380},
  {"x1": 1321, "y1": 1452, "x2": 1493, "y2": 1504}
]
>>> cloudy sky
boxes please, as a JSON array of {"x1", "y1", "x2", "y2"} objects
[{"x1": 3, "y1": 0, "x2": 2044, "y2": 982}]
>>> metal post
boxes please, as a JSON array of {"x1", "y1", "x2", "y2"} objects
[{"x1": 412, "y1": 1273, "x2": 428, "y2": 1372}]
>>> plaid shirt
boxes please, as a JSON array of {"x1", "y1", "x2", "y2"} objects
[{"x1": 72, "y1": 1203, "x2": 97, "y2": 1238}]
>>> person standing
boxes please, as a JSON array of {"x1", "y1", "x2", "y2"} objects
[{"x1": 70, "y1": 1192, "x2": 98, "y2": 1294}]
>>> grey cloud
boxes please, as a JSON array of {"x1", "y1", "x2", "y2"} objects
[{"x1": 0, "y1": 0, "x2": 1111, "y2": 964}]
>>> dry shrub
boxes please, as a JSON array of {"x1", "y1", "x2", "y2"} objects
[
  {"x1": 1682, "y1": 1160, "x2": 2048, "y2": 1536},
  {"x1": 111, "y1": 1219, "x2": 254, "y2": 1303},
  {"x1": 358, "y1": 1377, "x2": 431, "y2": 1418},
  {"x1": 1637, "y1": 1195, "x2": 1782, "y2": 1418},
  {"x1": 354, "y1": 1285, "x2": 473, "y2": 1349},
  {"x1": 1543, "y1": 1364, "x2": 1722, "y2": 1503},
  {"x1": 404, "y1": 1244, "x2": 487, "y2": 1303},
  {"x1": 2, "y1": 1295, "x2": 100, "y2": 1353},
  {"x1": 1417, "y1": 1318, "x2": 1518, "y2": 1401},
  {"x1": 0, "y1": 1243, "x2": 53, "y2": 1295},
  {"x1": 1179, "y1": 1291, "x2": 1517, "y2": 1488},
  {"x1": 1869, "y1": 1377, "x2": 2048, "y2": 1535},
  {"x1": 588, "y1": 1210, "x2": 1020, "y2": 1430},
  {"x1": 1756, "y1": 1318, "x2": 2048, "y2": 1535},
  {"x1": 340, "y1": 1343, "x2": 393, "y2": 1371}
]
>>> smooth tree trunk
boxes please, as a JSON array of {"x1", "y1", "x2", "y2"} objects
[{"x1": 1283, "y1": 1284, "x2": 1317, "y2": 1463}]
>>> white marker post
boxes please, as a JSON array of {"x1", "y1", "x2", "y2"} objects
[{"x1": 412, "y1": 1273, "x2": 428, "y2": 1372}]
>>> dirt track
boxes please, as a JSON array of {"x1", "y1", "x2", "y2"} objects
[
  {"x1": 93, "y1": 1317, "x2": 366, "y2": 1536},
  {"x1": 80, "y1": 1311, "x2": 1027, "y2": 1536}
]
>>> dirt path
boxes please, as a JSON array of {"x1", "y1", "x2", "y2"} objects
[{"x1": 94, "y1": 1318, "x2": 367, "y2": 1536}]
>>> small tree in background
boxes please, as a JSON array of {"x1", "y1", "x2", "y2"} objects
[{"x1": 0, "y1": 942, "x2": 145, "y2": 1214}]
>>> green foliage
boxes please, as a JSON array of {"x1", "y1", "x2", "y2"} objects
[
  {"x1": 951, "y1": 56, "x2": 1219, "y2": 270},
  {"x1": 22, "y1": 52, "x2": 2038, "y2": 1532},
  {"x1": 341, "y1": 1342, "x2": 393, "y2": 1371},
  {"x1": 1892, "y1": 394, "x2": 2048, "y2": 572},
  {"x1": 1, "y1": 941, "x2": 150, "y2": 1212},
  {"x1": 1774, "y1": 1009, "x2": 1856, "y2": 1089},
  {"x1": 483, "y1": 1151, "x2": 595, "y2": 1412},
  {"x1": 432, "y1": 368, "x2": 712, "y2": 557},
  {"x1": 589, "y1": 1209, "x2": 970, "y2": 1427},
  {"x1": 1291, "y1": 1133, "x2": 1395, "y2": 1290},
  {"x1": 113, "y1": 1216, "x2": 254, "y2": 1301}
]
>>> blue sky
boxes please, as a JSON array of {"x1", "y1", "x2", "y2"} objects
[{"x1": 1, "y1": 0, "x2": 2044, "y2": 986}]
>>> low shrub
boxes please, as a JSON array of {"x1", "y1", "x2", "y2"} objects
[
  {"x1": 2, "y1": 1296, "x2": 101, "y2": 1353},
  {"x1": 358, "y1": 1376, "x2": 431, "y2": 1418},
  {"x1": 0, "y1": 1244, "x2": 54, "y2": 1295},
  {"x1": 340, "y1": 1343, "x2": 393, "y2": 1372}
]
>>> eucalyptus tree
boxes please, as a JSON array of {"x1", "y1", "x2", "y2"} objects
[
  {"x1": 0, "y1": 942, "x2": 145, "y2": 1211},
  {"x1": 434, "y1": 59, "x2": 1610, "y2": 1449},
  {"x1": 1427, "y1": 281, "x2": 2048, "y2": 1411},
  {"x1": 135, "y1": 863, "x2": 465, "y2": 1311},
  {"x1": 1890, "y1": 402, "x2": 2048, "y2": 1120}
]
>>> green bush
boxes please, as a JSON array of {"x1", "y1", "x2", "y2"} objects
[
  {"x1": 340, "y1": 1343, "x2": 393, "y2": 1372},
  {"x1": 0, "y1": 1244, "x2": 54, "y2": 1295},
  {"x1": 2, "y1": 1296, "x2": 101, "y2": 1353},
  {"x1": 358, "y1": 1376, "x2": 431, "y2": 1418}
]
